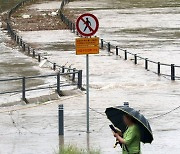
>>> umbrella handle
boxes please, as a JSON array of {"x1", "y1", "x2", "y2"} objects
[
  {"x1": 114, "y1": 139, "x2": 122, "y2": 148},
  {"x1": 114, "y1": 140, "x2": 119, "y2": 148},
  {"x1": 109, "y1": 125, "x2": 123, "y2": 148}
]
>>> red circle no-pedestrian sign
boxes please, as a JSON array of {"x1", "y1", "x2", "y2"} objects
[{"x1": 76, "y1": 13, "x2": 99, "y2": 37}]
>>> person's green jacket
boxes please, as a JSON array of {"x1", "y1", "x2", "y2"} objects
[{"x1": 122, "y1": 124, "x2": 141, "y2": 154}]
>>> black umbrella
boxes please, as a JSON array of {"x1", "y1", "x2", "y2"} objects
[{"x1": 105, "y1": 105, "x2": 153, "y2": 144}]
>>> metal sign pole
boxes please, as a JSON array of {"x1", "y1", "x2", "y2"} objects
[
  {"x1": 86, "y1": 54, "x2": 90, "y2": 133},
  {"x1": 76, "y1": 13, "x2": 99, "y2": 133}
]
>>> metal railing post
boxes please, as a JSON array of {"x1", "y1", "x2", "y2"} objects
[
  {"x1": 20, "y1": 38, "x2": 22, "y2": 46},
  {"x1": 53, "y1": 63, "x2": 56, "y2": 71},
  {"x1": 145, "y1": 58, "x2": 148, "y2": 70},
  {"x1": 57, "y1": 73, "x2": 60, "y2": 95},
  {"x1": 58, "y1": 104, "x2": 64, "y2": 136},
  {"x1": 134, "y1": 54, "x2": 137, "y2": 64},
  {"x1": 73, "y1": 23, "x2": 75, "y2": 33},
  {"x1": 101, "y1": 39, "x2": 103, "y2": 49},
  {"x1": 72, "y1": 68, "x2": 76, "y2": 81},
  {"x1": 23, "y1": 43, "x2": 25, "y2": 51},
  {"x1": 124, "y1": 50, "x2": 127, "y2": 60},
  {"x1": 32, "y1": 49, "x2": 35, "y2": 58},
  {"x1": 14, "y1": 33, "x2": 16, "y2": 41},
  {"x1": 171, "y1": 64, "x2": 175, "y2": 80},
  {"x1": 116, "y1": 46, "x2": 118, "y2": 56},
  {"x1": 107, "y1": 42, "x2": 110, "y2": 53},
  {"x1": 22, "y1": 77, "x2": 26, "y2": 101},
  {"x1": 28, "y1": 46, "x2": 30, "y2": 55},
  {"x1": 62, "y1": 66, "x2": 65, "y2": 73},
  {"x1": 38, "y1": 54, "x2": 41, "y2": 62},
  {"x1": 78, "y1": 70, "x2": 82, "y2": 89},
  {"x1": 158, "y1": 62, "x2": 161, "y2": 75},
  {"x1": 71, "y1": 22, "x2": 73, "y2": 31}
]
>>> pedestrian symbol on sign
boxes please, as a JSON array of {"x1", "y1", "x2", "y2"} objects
[{"x1": 83, "y1": 18, "x2": 92, "y2": 32}]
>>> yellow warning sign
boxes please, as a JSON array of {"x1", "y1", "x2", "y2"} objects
[
  {"x1": 76, "y1": 46, "x2": 99, "y2": 55},
  {"x1": 76, "y1": 37, "x2": 99, "y2": 55},
  {"x1": 76, "y1": 37, "x2": 99, "y2": 46}
]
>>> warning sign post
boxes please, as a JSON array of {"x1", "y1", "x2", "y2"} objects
[{"x1": 75, "y1": 13, "x2": 99, "y2": 133}]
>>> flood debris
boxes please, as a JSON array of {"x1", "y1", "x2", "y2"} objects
[{"x1": 10, "y1": 1, "x2": 68, "y2": 31}]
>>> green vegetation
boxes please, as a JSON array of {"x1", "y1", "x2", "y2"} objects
[{"x1": 58, "y1": 145, "x2": 100, "y2": 154}]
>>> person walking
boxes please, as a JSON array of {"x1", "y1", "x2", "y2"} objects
[{"x1": 105, "y1": 104, "x2": 153, "y2": 154}]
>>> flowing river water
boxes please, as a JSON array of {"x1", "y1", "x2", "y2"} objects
[
  {"x1": 67, "y1": 0, "x2": 180, "y2": 65},
  {"x1": 0, "y1": 0, "x2": 56, "y2": 103},
  {"x1": 0, "y1": 0, "x2": 180, "y2": 154}
]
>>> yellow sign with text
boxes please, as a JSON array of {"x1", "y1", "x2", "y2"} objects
[
  {"x1": 76, "y1": 37, "x2": 99, "y2": 55},
  {"x1": 76, "y1": 46, "x2": 99, "y2": 55}
]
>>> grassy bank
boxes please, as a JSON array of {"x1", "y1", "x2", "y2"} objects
[{"x1": 58, "y1": 145, "x2": 100, "y2": 154}]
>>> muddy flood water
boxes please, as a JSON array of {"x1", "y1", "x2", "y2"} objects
[
  {"x1": 0, "y1": 0, "x2": 59, "y2": 103},
  {"x1": 0, "y1": 0, "x2": 180, "y2": 154}
]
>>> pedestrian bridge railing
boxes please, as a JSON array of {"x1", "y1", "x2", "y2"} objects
[
  {"x1": 100, "y1": 40, "x2": 180, "y2": 80},
  {"x1": 59, "y1": 0, "x2": 180, "y2": 81},
  {"x1": 6, "y1": 0, "x2": 83, "y2": 90},
  {"x1": 0, "y1": 71, "x2": 82, "y2": 102}
]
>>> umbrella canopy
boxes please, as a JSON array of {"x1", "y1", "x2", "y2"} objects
[{"x1": 105, "y1": 105, "x2": 153, "y2": 144}]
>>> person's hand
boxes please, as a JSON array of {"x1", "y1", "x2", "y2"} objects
[
  {"x1": 112, "y1": 131, "x2": 116, "y2": 136},
  {"x1": 112, "y1": 131, "x2": 119, "y2": 138},
  {"x1": 116, "y1": 130, "x2": 122, "y2": 136}
]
